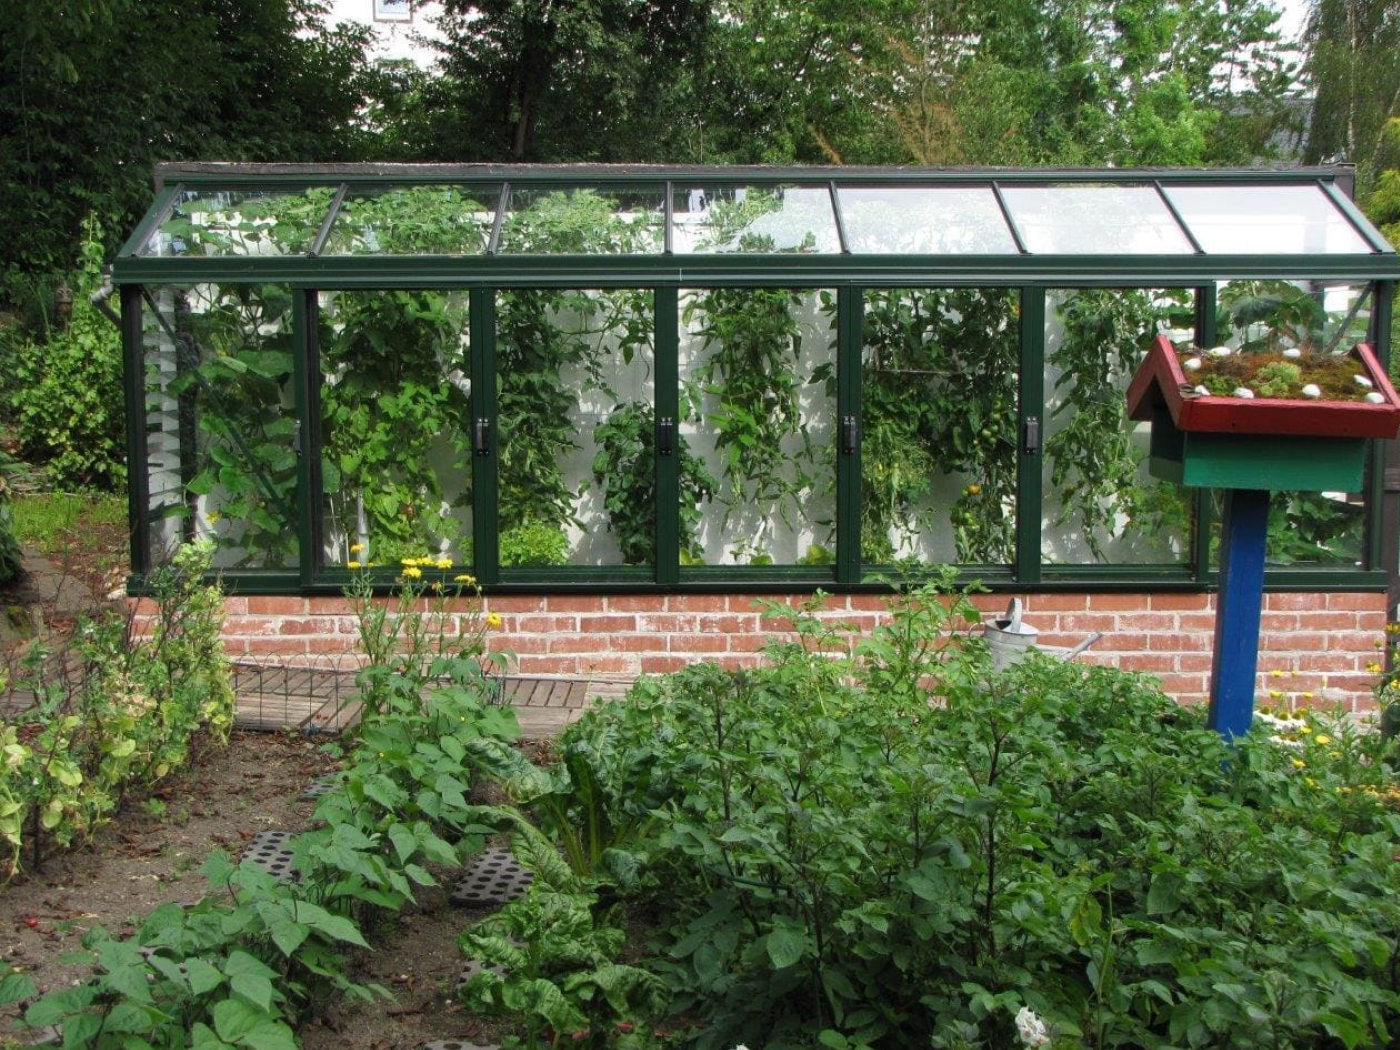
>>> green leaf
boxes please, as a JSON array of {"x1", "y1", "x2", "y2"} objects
[
  {"x1": 212, "y1": 998, "x2": 266, "y2": 1042},
  {"x1": 0, "y1": 971, "x2": 36, "y2": 1006},
  {"x1": 267, "y1": 920, "x2": 308, "y2": 958},
  {"x1": 766, "y1": 928, "x2": 806, "y2": 970},
  {"x1": 186, "y1": 957, "x2": 225, "y2": 996}
]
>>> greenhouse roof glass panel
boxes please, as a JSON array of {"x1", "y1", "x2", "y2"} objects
[
  {"x1": 1164, "y1": 184, "x2": 1377, "y2": 255},
  {"x1": 672, "y1": 184, "x2": 841, "y2": 254},
  {"x1": 141, "y1": 187, "x2": 335, "y2": 257},
  {"x1": 999, "y1": 185, "x2": 1194, "y2": 255},
  {"x1": 496, "y1": 184, "x2": 666, "y2": 254},
  {"x1": 324, "y1": 184, "x2": 499, "y2": 255},
  {"x1": 838, "y1": 186, "x2": 1018, "y2": 254}
]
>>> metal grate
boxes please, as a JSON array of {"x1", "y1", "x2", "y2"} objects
[
  {"x1": 232, "y1": 654, "x2": 366, "y2": 733},
  {"x1": 299, "y1": 773, "x2": 340, "y2": 801},
  {"x1": 238, "y1": 829, "x2": 297, "y2": 881},
  {"x1": 449, "y1": 847, "x2": 534, "y2": 906}
]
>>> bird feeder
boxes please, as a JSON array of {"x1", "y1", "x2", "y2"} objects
[{"x1": 1127, "y1": 335, "x2": 1400, "y2": 738}]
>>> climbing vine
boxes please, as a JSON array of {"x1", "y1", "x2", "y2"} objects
[
  {"x1": 592, "y1": 401, "x2": 715, "y2": 565},
  {"x1": 1044, "y1": 288, "x2": 1193, "y2": 562},
  {"x1": 859, "y1": 287, "x2": 1020, "y2": 565}
]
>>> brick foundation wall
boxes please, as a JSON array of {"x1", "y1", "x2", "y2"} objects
[{"x1": 134, "y1": 590, "x2": 1391, "y2": 711}]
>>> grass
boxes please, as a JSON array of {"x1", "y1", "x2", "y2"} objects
[{"x1": 11, "y1": 491, "x2": 126, "y2": 557}]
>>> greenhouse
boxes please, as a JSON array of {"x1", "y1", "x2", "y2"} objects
[{"x1": 113, "y1": 162, "x2": 1398, "y2": 597}]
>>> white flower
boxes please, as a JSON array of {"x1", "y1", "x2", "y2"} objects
[{"x1": 1015, "y1": 1007, "x2": 1051, "y2": 1048}]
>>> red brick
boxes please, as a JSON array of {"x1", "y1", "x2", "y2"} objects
[
  {"x1": 242, "y1": 638, "x2": 311, "y2": 655},
  {"x1": 1146, "y1": 633, "x2": 1195, "y2": 652},
  {"x1": 1328, "y1": 592, "x2": 1386, "y2": 612},
  {"x1": 578, "y1": 614, "x2": 638, "y2": 633},
  {"x1": 504, "y1": 635, "x2": 550, "y2": 654},
  {"x1": 515, "y1": 655, "x2": 581, "y2": 675},
  {"x1": 1086, "y1": 593, "x2": 1153, "y2": 611},
  {"x1": 1157, "y1": 673, "x2": 1208, "y2": 698},
  {"x1": 1265, "y1": 593, "x2": 1326, "y2": 612},
  {"x1": 1177, "y1": 613, "x2": 1217, "y2": 632},
  {"x1": 1176, "y1": 654, "x2": 1214, "y2": 672},
  {"x1": 1059, "y1": 613, "x2": 1118, "y2": 634},
  {"x1": 514, "y1": 615, "x2": 580, "y2": 633},
  {"x1": 306, "y1": 597, "x2": 353, "y2": 615},
  {"x1": 582, "y1": 655, "x2": 634, "y2": 674},
  {"x1": 1259, "y1": 612, "x2": 1300, "y2": 632},
  {"x1": 277, "y1": 618, "x2": 319, "y2": 636},
  {"x1": 641, "y1": 656, "x2": 689, "y2": 674},
  {"x1": 246, "y1": 597, "x2": 306, "y2": 615},
  {"x1": 611, "y1": 634, "x2": 666, "y2": 653},
  {"x1": 713, "y1": 654, "x2": 760, "y2": 671},
  {"x1": 1118, "y1": 654, "x2": 1176, "y2": 673},
  {"x1": 1295, "y1": 611, "x2": 1359, "y2": 631},
  {"x1": 697, "y1": 614, "x2": 757, "y2": 634},
  {"x1": 223, "y1": 597, "x2": 249, "y2": 615},
  {"x1": 727, "y1": 634, "x2": 771, "y2": 653},
  {"x1": 547, "y1": 596, "x2": 607, "y2": 612},
  {"x1": 1151, "y1": 594, "x2": 1210, "y2": 611},
  {"x1": 549, "y1": 635, "x2": 607, "y2": 654},
  {"x1": 486, "y1": 596, "x2": 546, "y2": 613},
  {"x1": 846, "y1": 595, "x2": 890, "y2": 612},
  {"x1": 1261, "y1": 632, "x2": 1327, "y2": 652},
  {"x1": 608, "y1": 596, "x2": 659, "y2": 612},
  {"x1": 674, "y1": 634, "x2": 728, "y2": 653},
  {"x1": 1024, "y1": 594, "x2": 1087, "y2": 612},
  {"x1": 667, "y1": 595, "x2": 729, "y2": 612}
]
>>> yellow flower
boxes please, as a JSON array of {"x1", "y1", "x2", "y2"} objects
[
  {"x1": 208, "y1": 512, "x2": 221, "y2": 524},
  {"x1": 346, "y1": 560, "x2": 362, "y2": 570},
  {"x1": 435, "y1": 557, "x2": 452, "y2": 570},
  {"x1": 1369, "y1": 663, "x2": 1383, "y2": 673},
  {"x1": 1291, "y1": 758, "x2": 1306, "y2": 770},
  {"x1": 1268, "y1": 690, "x2": 1283, "y2": 700},
  {"x1": 1269, "y1": 669, "x2": 1284, "y2": 678},
  {"x1": 349, "y1": 542, "x2": 363, "y2": 554},
  {"x1": 486, "y1": 612, "x2": 503, "y2": 629},
  {"x1": 965, "y1": 483, "x2": 982, "y2": 496},
  {"x1": 431, "y1": 582, "x2": 443, "y2": 594},
  {"x1": 1305, "y1": 777, "x2": 1317, "y2": 788},
  {"x1": 1297, "y1": 724, "x2": 1312, "y2": 734},
  {"x1": 1301, "y1": 691, "x2": 1314, "y2": 700},
  {"x1": 402, "y1": 566, "x2": 422, "y2": 579},
  {"x1": 453, "y1": 574, "x2": 477, "y2": 585},
  {"x1": 1314, "y1": 734, "x2": 1332, "y2": 746}
]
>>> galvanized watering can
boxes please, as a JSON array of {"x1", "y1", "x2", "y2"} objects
[{"x1": 981, "y1": 598, "x2": 1102, "y2": 672}]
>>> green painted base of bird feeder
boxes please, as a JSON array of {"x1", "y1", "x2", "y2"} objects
[{"x1": 1147, "y1": 408, "x2": 1367, "y2": 492}]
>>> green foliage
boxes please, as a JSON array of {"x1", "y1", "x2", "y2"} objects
[
  {"x1": 560, "y1": 578, "x2": 1400, "y2": 1049},
  {"x1": 10, "y1": 490, "x2": 125, "y2": 555},
  {"x1": 592, "y1": 402, "x2": 715, "y2": 565},
  {"x1": 857, "y1": 288, "x2": 1019, "y2": 564},
  {"x1": 0, "y1": 457, "x2": 23, "y2": 585},
  {"x1": 1045, "y1": 289, "x2": 1192, "y2": 561},
  {"x1": 5, "y1": 217, "x2": 125, "y2": 490},
  {"x1": 17, "y1": 580, "x2": 523, "y2": 1046},
  {"x1": 0, "y1": 542, "x2": 233, "y2": 877},
  {"x1": 0, "y1": 0, "x2": 376, "y2": 288},
  {"x1": 1254, "y1": 361, "x2": 1304, "y2": 398},
  {"x1": 500, "y1": 522, "x2": 573, "y2": 569}
]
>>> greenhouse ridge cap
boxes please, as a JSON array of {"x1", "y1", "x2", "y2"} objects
[{"x1": 153, "y1": 161, "x2": 1361, "y2": 187}]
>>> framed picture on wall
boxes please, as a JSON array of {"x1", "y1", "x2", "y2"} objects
[{"x1": 374, "y1": 0, "x2": 412, "y2": 21}]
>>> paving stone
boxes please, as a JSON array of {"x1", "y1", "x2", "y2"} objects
[
  {"x1": 239, "y1": 829, "x2": 297, "y2": 881},
  {"x1": 299, "y1": 774, "x2": 339, "y2": 801},
  {"x1": 456, "y1": 936, "x2": 522, "y2": 990},
  {"x1": 449, "y1": 847, "x2": 533, "y2": 906}
]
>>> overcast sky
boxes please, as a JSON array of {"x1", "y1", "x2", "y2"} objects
[{"x1": 1273, "y1": 0, "x2": 1310, "y2": 43}]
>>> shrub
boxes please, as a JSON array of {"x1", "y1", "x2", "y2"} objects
[
  {"x1": 0, "y1": 541, "x2": 232, "y2": 876},
  {"x1": 560, "y1": 578, "x2": 1400, "y2": 1050},
  {"x1": 5, "y1": 217, "x2": 125, "y2": 491}
]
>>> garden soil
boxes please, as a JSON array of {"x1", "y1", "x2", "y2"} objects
[{"x1": 0, "y1": 730, "x2": 337, "y2": 1041}]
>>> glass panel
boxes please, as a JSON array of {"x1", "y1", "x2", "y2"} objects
[
  {"x1": 673, "y1": 185, "x2": 840, "y2": 254},
  {"x1": 497, "y1": 185, "x2": 665, "y2": 254},
  {"x1": 839, "y1": 186, "x2": 1018, "y2": 254},
  {"x1": 142, "y1": 188, "x2": 335, "y2": 257},
  {"x1": 1041, "y1": 289, "x2": 1195, "y2": 566},
  {"x1": 1000, "y1": 185, "x2": 1193, "y2": 255},
  {"x1": 679, "y1": 287, "x2": 835, "y2": 568},
  {"x1": 143, "y1": 285, "x2": 299, "y2": 570},
  {"x1": 859, "y1": 288, "x2": 1018, "y2": 566},
  {"x1": 323, "y1": 184, "x2": 498, "y2": 255},
  {"x1": 317, "y1": 290, "x2": 473, "y2": 569},
  {"x1": 1210, "y1": 490, "x2": 1366, "y2": 569},
  {"x1": 1165, "y1": 184, "x2": 1375, "y2": 255},
  {"x1": 1216, "y1": 279, "x2": 1372, "y2": 354},
  {"x1": 495, "y1": 288, "x2": 656, "y2": 568}
]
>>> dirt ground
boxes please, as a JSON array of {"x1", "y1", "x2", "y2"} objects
[
  {"x1": 0, "y1": 730, "x2": 542, "y2": 1050},
  {"x1": 0, "y1": 730, "x2": 337, "y2": 1040}
]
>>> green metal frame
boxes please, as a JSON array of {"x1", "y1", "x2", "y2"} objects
[{"x1": 118, "y1": 164, "x2": 1399, "y2": 597}]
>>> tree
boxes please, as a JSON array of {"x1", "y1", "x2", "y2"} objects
[
  {"x1": 0, "y1": 0, "x2": 375, "y2": 291},
  {"x1": 1301, "y1": 0, "x2": 1400, "y2": 175}
]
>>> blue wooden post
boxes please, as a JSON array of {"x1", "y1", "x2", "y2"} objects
[{"x1": 1207, "y1": 488, "x2": 1270, "y2": 740}]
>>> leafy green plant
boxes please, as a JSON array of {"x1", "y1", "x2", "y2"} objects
[
  {"x1": 459, "y1": 837, "x2": 668, "y2": 1050},
  {"x1": 1, "y1": 541, "x2": 233, "y2": 877},
  {"x1": 1254, "y1": 360, "x2": 1303, "y2": 397},
  {"x1": 557, "y1": 577, "x2": 1400, "y2": 1050},
  {"x1": 591, "y1": 401, "x2": 715, "y2": 565},
  {"x1": 7, "y1": 216, "x2": 125, "y2": 490}
]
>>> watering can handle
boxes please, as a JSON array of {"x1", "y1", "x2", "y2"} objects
[{"x1": 1003, "y1": 597, "x2": 1023, "y2": 630}]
